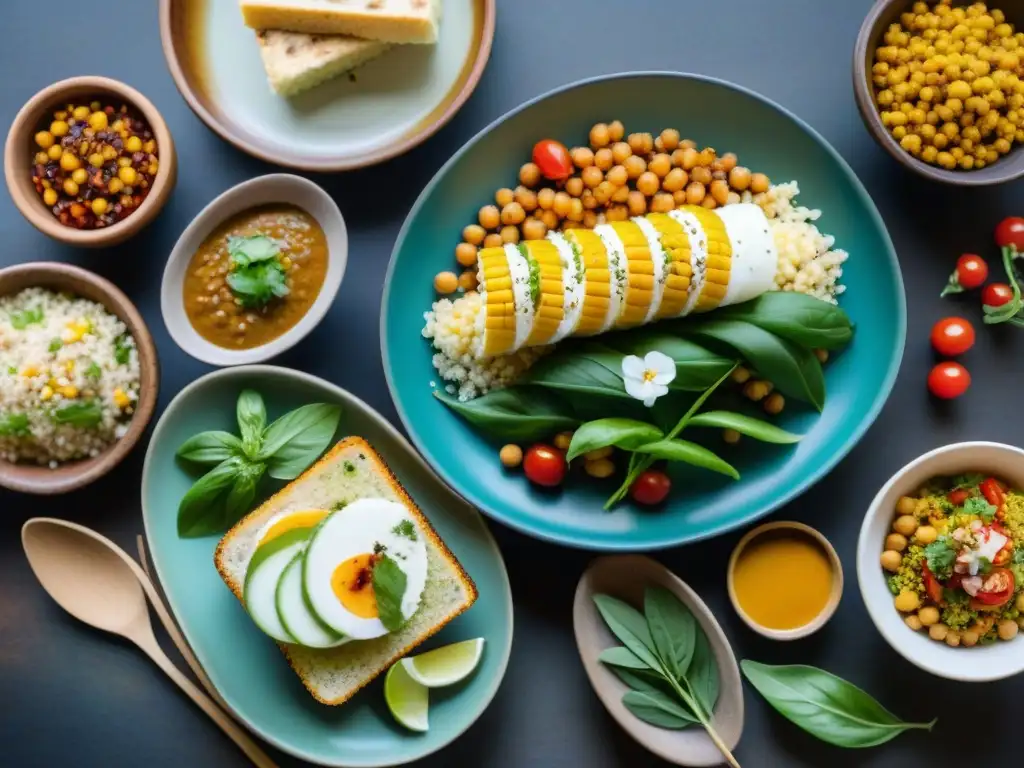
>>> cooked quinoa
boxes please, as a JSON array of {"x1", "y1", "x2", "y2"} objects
[
  {"x1": 423, "y1": 182, "x2": 848, "y2": 402},
  {"x1": 0, "y1": 288, "x2": 141, "y2": 466}
]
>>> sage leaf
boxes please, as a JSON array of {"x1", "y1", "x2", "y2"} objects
[
  {"x1": 177, "y1": 457, "x2": 245, "y2": 538},
  {"x1": 373, "y1": 554, "x2": 408, "y2": 632},
  {"x1": 622, "y1": 690, "x2": 699, "y2": 729},
  {"x1": 435, "y1": 388, "x2": 578, "y2": 442},
  {"x1": 644, "y1": 586, "x2": 696, "y2": 681},
  {"x1": 741, "y1": 661, "x2": 936, "y2": 748},
  {"x1": 687, "y1": 320, "x2": 826, "y2": 410},
  {"x1": 598, "y1": 646, "x2": 651, "y2": 670},
  {"x1": 566, "y1": 418, "x2": 664, "y2": 462},
  {"x1": 634, "y1": 439, "x2": 740, "y2": 480},
  {"x1": 687, "y1": 411, "x2": 803, "y2": 444},
  {"x1": 262, "y1": 404, "x2": 342, "y2": 479},
  {"x1": 236, "y1": 390, "x2": 266, "y2": 457},
  {"x1": 606, "y1": 333, "x2": 735, "y2": 391},
  {"x1": 716, "y1": 293, "x2": 854, "y2": 350},
  {"x1": 608, "y1": 666, "x2": 675, "y2": 697},
  {"x1": 176, "y1": 431, "x2": 245, "y2": 465},
  {"x1": 592, "y1": 595, "x2": 664, "y2": 673},
  {"x1": 688, "y1": 620, "x2": 720, "y2": 718},
  {"x1": 521, "y1": 343, "x2": 629, "y2": 399}
]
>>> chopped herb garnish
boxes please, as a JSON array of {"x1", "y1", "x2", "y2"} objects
[
  {"x1": 7, "y1": 366, "x2": 16, "y2": 375},
  {"x1": 114, "y1": 334, "x2": 133, "y2": 365},
  {"x1": 52, "y1": 400, "x2": 103, "y2": 428},
  {"x1": 84, "y1": 362, "x2": 102, "y2": 379},
  {"x1": 950, "y1": 472, "x2": 985, "y2": 490},
  {"x1": 48, "y1": 338, "x2": 62, "y2": 353},
  {"x1": 371, "y1": 554, "x2": 407, "y2": 632},
  {"x1": 330, "y1": 499, "x2": 349, "y2": 511},
  {"x1": 0, "y1": 413, "x2": 30, "y2": 437},
  {"x1": 343, "y1": 461, "x2": 356, "y2": 475},
  {"x1": 10, "y1": 306, "x2": 44, "y2": 329},
  {"x1": 963, "y1": 495, "x2": 997, "y2": 522},
  {"x1": 924, "y1": 537, "x2": 958, "y2": 581},
  {"x1": 373, "y1": 541, "x2": 387, "y2": 555},
  {"x1": 391, "y1": 520, "x2": 418, "y2": 541},
  {"x1": 226, "y1": 235, "x2": 290, "y2": 309},
  {"x1": 519, "y1": 244, "x2": 541, "y2": 308}
]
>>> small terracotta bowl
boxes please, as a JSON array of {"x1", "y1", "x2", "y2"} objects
[
  {"x1": 727, "y1": 521, "x2": 843, "y2": 640},
  {"x1": 0, "y1": 263, "x2": 159, "y2": 494},
  {"x1": 853, "y1": 0, "x2": 1024, "y2": 186},
  {"x1": 4, "y1": 76, "x2": 177, "y2": 247}
]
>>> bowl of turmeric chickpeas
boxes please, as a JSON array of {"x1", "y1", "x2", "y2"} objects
[
  {"x1": 4, "y1": 76, "x2": 177, "y2": 247},
  {"x1": 854, "y1": 0, "x2": 1024, "y2": 184}
]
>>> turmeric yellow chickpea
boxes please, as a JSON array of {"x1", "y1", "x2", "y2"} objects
[
  {"x1": 763, "y1": 392, "x2": 785, "y2": 415},
  {"x1": 610, "y1": 141, "x2": 632, "y2": 164},
  {"x1": 624, "y1": 155, "x2": 647, "y2": 179},
  {"x1": 636, "y1": 172, "x2": 660, "y2": 197},
  {"x1": 728, "y1": 166, "x2": 752, "y2": 191},
  {"x1": 72, "y1": 105, "x2": 90, "y2": 121},
  {"x1": 589, "y1": 123, "x2": 611, "y2": 148},
  {"x1": 885, "y1": 533, "x2": 908, "y2": 552},
  {"x1": 606, "y1": 165, "x2": 628, "y2": 187},
  {"x1": 483, "y1": 233, "x2": 503, "y2": 248},
  {"x1": 895, "y1": 591, "x2": 921, "y2": 612},
  {"x1": 685, "y1": 181, "x2": 706, "y2": 205},
  {"x1": 594, "y1": 148, "x2": 614, "y2": 171},
  {"x1": 34, "y1": 131, "x2": 55, "y2": 150},
  {"x1": 62, "y1": 179, "x2": 79, "y2": 197},
  {"x1": 500, "y1": 225, "x2": 520, "y2": 244},
  {"x1": 585, "y1": 458, "x2": 616, "y2": 479},
  {"x1": 928, "y1": 623, "x2": 949, "y2": 641},
  {"x1": 42, "y1": 188, "x2": 58, "y2": 207},
  {"x1": 961, "y1": 630, "x2": 979, "y2": 646},
  {"x1": 905, "y1": 614, "x2": 923, "y2": 631},
  {"x1": 553, "y1": 431, "x2": 574, "y2": 451},
  {"x1": 608, "y1": 120, "x2": 625, "y2": 142},
  {"x1": 659, "y1": 128, "x2": 680, "y2": 151},
  {"x1": 47, "y1": 145, "x2": 62, "y2": 161},
  {"x1": 458, "y1": 270, "x2": 478, "y2": 291},
  {"x1": 893, "y1": 515, "x2": 919, "y2": 537},
  {"x1": 998, "y1": 619, "x2": 1019, "y2": 641},
  {"x1": 456, "y1": 242, "x2": 478, "y2": 266},
  {"x1": 499, "y1": 444, "x2": 523, "y2": 468},
  {"x1": 463, "y1": 224, "x2": 485, "y2": 245},
  {"x1": 648, "y1": 153, "x2": 672, "y2": 177},
  {"x1": 880, "y1": 550, "x2": 902, "y2": 571},
  {"x1": 914, "y1": 525, "x2": 938, "y2": 545},
  {"x1": 522, "y1": 217, "x2": 547, "y2": 240},
  {"x1": 495, "y1": 187, "x2": 514, "y2": 208},
  {"x1": 918, "y1": 606, "x2": 940, "y2": 626},
  {"x1": 564, "y1": 177, "x2": 584, "y2": 197},
  {"x1": 627, "y1": 190, "x2": 647, "y2": 217},
  {"x1": 581, "y1": 166, "x2": 604, "y2": 189},
  {"x1": 433, "y1": 271, "x2": 458, "y2": 294},
  {"x1": 519, "y1": 162, "x2": 541, "y2": 188},
  {"x1": 500, "y1": 202, "x2": 526, "y2": 226},
  {"x1": 650, "y1": 192, "x2": 675, "y2": 213},
  {"x1": 50, "y1": 120, "x2": 69, "y2": 137},
  {"x1": 750, "y1": 173, "x2": 770, "y2": 194},
  {"x1": 88, "y1": 111, "x2": 108, "y2": 131},
  {"x1": 59, "y1": 152, "x2": 80, "y2": 172}
]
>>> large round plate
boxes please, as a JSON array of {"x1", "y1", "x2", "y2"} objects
[
  {"x1": 382, "y1": 72, "x2": 906, "y2": 551},
  {"x1": 141, "y1": 366, "x2": 512, "y2": 767},
  {"x1": 159, "y1": 0, "x2": 495, "y2": 171}
]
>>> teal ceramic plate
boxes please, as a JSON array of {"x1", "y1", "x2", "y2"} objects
[
  {"x1": 141, "y1": 366, "x2": 512, "y2": 767},
  {"x1": 382, "y1": 72, "x2": 906, "y2": 551},
  {"x1": 159, "y1": 0, "x2": 495, "y2": 171}
]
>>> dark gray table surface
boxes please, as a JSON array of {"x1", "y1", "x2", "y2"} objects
[{"x1": 2, "y1": 1, "x2": 1023, "y2": 766}]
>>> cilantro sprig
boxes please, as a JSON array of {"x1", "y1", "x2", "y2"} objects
[
  {"x1": 924, "y1": 537, "x2": 958, "y2": 581},
  {"x1": 962, "y1": 495, "x2": 997, "y2": 522},
  {"x1": 983, "y1": 246, "x2": 1024, "y2": 327},
  {"x1": 226, "y1": 235, "x2": 291, "y2": 309}
]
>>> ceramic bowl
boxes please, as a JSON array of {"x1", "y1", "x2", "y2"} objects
[
  {"x1": 857, "y1": 441, "x2": 1024, "y2": 682},
  {"x1": 160, "y1": 174, "x2": 348, "y2": 366},
  {"x1": 0, "y1": 262, "x2": 159, "y2": 494},
  {"x1": 727, "y1": 521, "x2": 843, "y2": 640},
  {"x1": 4, "y1": 76, "x2": 177, "y2": 246},
  {"x1": 853, "y1": 0, "x2": 1024, "y2": 185},
  {"x1": 573, "y1": 555, "x2": 744, "y2": 766}
]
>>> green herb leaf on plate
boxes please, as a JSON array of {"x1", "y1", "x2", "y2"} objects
[
  {"x1": 114, "y1": 334, "x2": 133, "y2": 365},
  {"x1": 84, "y1": 362, "x2": 102, "y2": 379},
  {"x1": 592, "y1": 594, "x2": 664, "y2": 672},
  {"x1": 0, "y1": 412, "x2": 30, "y2": 437},
  {"x1": 176, "y1": 430, "x2": 245, "y2": 465},
  {"x1": 963, "y1": 495, "x2": 997, "y2": 522},
  {"x1": 644, "y1": 586, "x2": 696, "y2": 682},
  {"x1": 520, "y1": 343, "x2": 630, "y2": 399},
  {"x1": 740, "y1": 660, "x2": 936, "y2": 748},
  {"x1": 48, "y1": 338, "x2": 62, "y2": 353},
  {"x1": 435, "y1": 388, "x2": 578, "y2": 442},
  {"x1": 597, "y1": 646, "x2": 651, "y2": 671},
  {"x1": 687, "y1": 616, "x2": 720, "y2": 717},
  {"x1": 177, "y1": 457, "x2": 246, "y2": 538},
  {"x1": 10, "y1": 306, "x2": 44, "y2": 330},
  {"x1": 52, "y1": 400, "x2": 103, "y2": 428},
  {"x1": 923, "y1": 538, "x2": 957, "y2": 581},
  {"x1": 373, "y1": 554, "x2": 408, "y2": 632},
  {"x1": 715, "y1": 293, "x2": 854, "y2": 350},
  {"x1": 566, "y1": 418, "x2": 665, "y2": 462},
  {"x1": 222, "y1": 462, "x2": 264, "y2": 529},
  {"x1": 687, "y1": 411, "x2": 803, "y2": 444},
  {"x1": 633, "y1": 439, "x2": 740, "y2": 480},
  {"x1": 228, "y1": 235, "x2": 280, "y2": 267},
  {"x1": 236, "y1": 390, "x2": 266, "y2": 457},
  {"x1": 605, "y1": 332, "x2": 736, "y2": 391},
  {"x1": 622, "y1": 690, "x2": 699, "y2": 729},
  {"x1": 259, "y1": 403, "x2": 342, "y2": 479},
  {"x1": 227, "y1": 259, "x2": 290, "y2": 308}
]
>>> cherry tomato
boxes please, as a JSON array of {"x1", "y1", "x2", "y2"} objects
[
  {"x1": 927, "y1": 361, "x2": 971, "y2": 399},
  {"x1": 947, "y1": 488, "x2": 969, "y2": 506},
  {"x1": 982, "y1": 282, "x2": 1014, "y2": 308},
  {"x1": 980, "y1": 477, "x2": 1006, "y2": 511},
  {"x1": 942, "y1": 254, "x2": 989, "y2": 296},
  {"x1": 970, "y1": 567, "x2": 1015, "y2": 609},
  {"x1": 522, "y1": 444, "x2": 567, "y2": 487},
  {"x1": 629, "y1": 470, "x2": 672, "y2": 506},
  {"x1": 921, "y1": 565, "x2": 945, "y2": 605},
  {"x1": 532, "y1": 139, "x2": 573, "y2": 181},
  {"x1": 930, "y1": 317, "x2": 975, "y2": 357},
  {"x1": 995, "y1": 216, "x2": 1024, "y2": 251}
]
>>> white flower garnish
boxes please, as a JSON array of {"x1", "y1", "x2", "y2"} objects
[{"x1": 622, "y1": 351, "x2": 676, "y2": 407}]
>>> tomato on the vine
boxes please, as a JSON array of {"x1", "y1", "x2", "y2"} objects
[
  {"x1": 930, "y1": 317, "x2": 975, "y2": 356},
  {"x1": 629, "y1": 470, "x2": 672, "y2": 506},
  {"x1": 995, "y1": 216, "x2": 1024, "y2": 251},
  {"x1": 982, "y1": 282, "x2": 1015, "y2": 308},
  {"x1": 531, "y1": 139, "x2": 573, "y2": 181},
  {"x1": 941, "y1": 254, "x2": 988, "y2": 296},
  {"x1": 927, "y1": 361, "x2": 971, "y2": 399},
  {"x1": 522, "y1": 444, "x2": 567, "y2": 487}
]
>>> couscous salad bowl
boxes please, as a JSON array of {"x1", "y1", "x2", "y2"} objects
[
  {"x1": 0, "y1": 262, "x2": 158, "y2": 495},
  {"x1": 382, "y1": 72, "x2": 906, "y2": 551}
]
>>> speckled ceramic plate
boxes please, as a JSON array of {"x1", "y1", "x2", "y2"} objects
[
  {"x1": 159, "y1": 0, "x2": 494, "y2": 171},
  {"x1": 141, "y1": 366, "x2": 512, "y2": 767}
]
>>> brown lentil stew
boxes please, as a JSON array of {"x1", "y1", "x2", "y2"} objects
[
  {"x1": 31, "y1": 101, "x2": 160, "y2": 229},
  {"x1": 184, "y1": 205, "x2": 328, "y2": 350}
]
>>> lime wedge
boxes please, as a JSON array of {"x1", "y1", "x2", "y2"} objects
[
  {"x1": 400, "y1": 638, "x2": 485, "y2": 688},
  {"x1": 384, "y1": 662, "x2": 428, "y2": 732}
]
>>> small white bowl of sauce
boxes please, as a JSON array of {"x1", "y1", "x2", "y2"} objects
[{"x1": 727, "y1": 521, "x2": 843, "y2": 640}]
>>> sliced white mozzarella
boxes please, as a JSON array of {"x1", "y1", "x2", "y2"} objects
[
  {"x1": 504, "y1": 243, "x2": 536, "y2": 351},
  {"x1": 716, "y1": 203, "x2": 778, "y2": 307},
  {"x1": 593, "y1": 224, "x2": 628, "y2": 332},
  {"x1": 633, "y1": 216, "x2": 670, "y2": 324},
  {"x1": 547, "y1": 232, "x2": 586, "y2": 343},
  {"x1": 667, "y1": 209, "x2": 707, "y2": 317}
]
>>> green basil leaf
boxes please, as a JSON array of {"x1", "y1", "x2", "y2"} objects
[
  {"x1": 52, "y1": 401, "x2": 103, "y2": 428},
  {"x1": 740, "y1": 661, "x2": 936, "y2": 748},
  {"x1": 687, "y1": 411, "x2": 803, "y2": 444},
  {"x1": 687, "y1": 320, "x2": 826, "y2": 410},
  {"x1": 84, "y1": 362, "x2": 102, "y2": 379},
  {"x1": 435, "y1": 388, "x2": 578, "y2": 442},
  {"x1": 373, "y1": 554, "x2": 408, "y2": 632},
  {"x1": 598, "y1": 646, "x2": 651, "y2": 671},
  {"x1": 644, "y1": 586, "x2": 696, "y2": 681},
  {"x1": 48, "y1": 338, "x2": 63, "y2": 353},
  {"x1": 592, "y1": 594, "x2": 665, "y2": 673},
  {"x1": 0, "y1": 413, "x2": 30, "y2": 437},
  {"x1": 715, "y1": 293, "x2": 854, "y2": 350},
  {"x1": 622, "y1": 690, "x2": 699, "y2": 729},
  {"x1": 222, "y1": 463, "x2": 263, "y2": 529},
  {"x1": 114, "y1": 334, "x2": 133, "y2": 365},
  {"x1": 10, "y1": 306, "x2": 44, "y2": 330},
  {"x1": 604, "y1": 332, "x2": 736, "y2": 391},
  {"x1": 566, "y1": 418, "x2": 664, "y2": 462},
  {"x1": 258, "y1": 403, "x2": 342, "y2": 478},
  {"x1": 521, "y1": 343, "x2": 630, "y2": 399},
  {"x1": 236, "y1": 390, "x2": 266, "y2": 456},
  {"x1": 177, "y1": 457, "x2": 245, "y2": 538},
  {"x1": 228, "y1": 235, "x2": 280, "y2": 265},
  {"x1": 687, "y1": 618, "x2": 720, "y2": 718},
  {"x1": 176, "y1": 431, "x2": 245, "y2": 465},
  {"x1": 634, "y1": 439, "x2": 739, "y2": 480}
]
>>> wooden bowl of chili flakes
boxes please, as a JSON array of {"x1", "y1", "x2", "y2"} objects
[{"x1": 4, "y1": 76, "x2": 177, "y2": 248}]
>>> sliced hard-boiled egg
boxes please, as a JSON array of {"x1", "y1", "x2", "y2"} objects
[
  {"x1": 593, "y1": 224, "x2": 628, "y2": 332},
  {"x1": 504, "y1": 243, "x2": 537, "y2": 350},
  {"x1": 276, "y1": 553, "x2": 348, "y2": 649},
  {"x1": 716, "y1": 203, "x2": 778, "y2": 307},
  {"x1": 303, "y1": 498, "x2": 428, "y2": 641},
  {"x1": 547, "y1": 231, "x2": 586, "y2": 343},
  {"x1": 243, "y1": 508, "x2": 330, "y2": 644},
  {"x1": 634, "y1": 216, "x2": 670, "y2": 325},
  {"x1": 667, "y1": 209, "x2": 708, "y2": 317}
]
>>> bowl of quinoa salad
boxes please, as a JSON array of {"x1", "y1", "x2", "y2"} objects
[
  {"x1": 858, "y1": 441, "x2": 1024, "y2": 682},
  {"x1": 0, "y1": 263, "x2": 158, "y2": 494}
]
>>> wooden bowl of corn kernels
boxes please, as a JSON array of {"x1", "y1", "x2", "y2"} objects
[{"x1": 854, "y1": 0, "x2": 1024, "y2": 185}]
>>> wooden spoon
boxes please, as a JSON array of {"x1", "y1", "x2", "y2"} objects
[{"x1": 21, "y1": 517, "x2": 277, "y2": 768}]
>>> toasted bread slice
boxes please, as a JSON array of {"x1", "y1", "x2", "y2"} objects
[
  {"x1": 240, "y1": 0, "x2": 442, "y2": 45},
  {"x1": 214, "y1": 436, "x2": 478, "y2": 705},
  {"x1": 254, "y1": 30, "x2": 390, "y2": 97}
]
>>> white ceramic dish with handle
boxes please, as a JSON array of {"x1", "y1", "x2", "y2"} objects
[
  {"x1": 857, "y1": 441, "x2": 1024, "y2": 682},
  {"x1": 161, "y1": 174, "x2": 347, "y2": 366}
]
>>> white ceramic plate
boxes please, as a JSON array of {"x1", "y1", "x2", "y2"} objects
[
  {"x1": 857, "y1": 441, "x2": 1024, "y2": 682},
  {"x1": 160, "y1": 173, "x2": 347, "y2": 366},
  {"x1": 160, "y1": 0, "x2": 495, "y2": 171}
]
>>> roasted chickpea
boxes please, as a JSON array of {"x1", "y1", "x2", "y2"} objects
[
  {"x1": 763, "y1": 392, "x2": 785, "y2": 415},
  {"x1": 495, "y1": 187, "x2": 515, "y2": 207},
  {"x1": 685, "y1": 181, "x2": 706, "y2": 205},
  {"x1": 636, "y1": 171, "x2": 660, "y2": 197},
  {"x1": 961, "y1": 630, "x2": 980, "y2": 647},
  {"x1": 581, "y1": 166, "x2": 604, "y2": 188},
  {"x1": 750, "y1": 173, "x2": 771, "y2": 194},
  {"x1": 678, "y1": 146, "x2": 700, "y2": 170},
  {"x1": 606, "y1": 165, "x2": 628, "y2": 187},
  {"x1": 723, "y1": 428, "x2": 741, "y2": 445},
  {"x1": 659, "y1": 128, "x2": 681, "y2": 151},
  {"x1": 895, "y1": 590, "x2": 921, "y2": 612},
  {"x1": 565, "y1": 177, "x2": 585, "y2": 197},
  {"x1": 623, "y1": 155, "x2": 647, "y2": 179},
  {"x1": 710, "y1": 179, "x2": 731, "y2": 206},
  {"x1": 648, "y1": 153, "x2": 672, "y2": 177},
  {"x1": 519, "y1": 162, "x2": 541, "y2": 188},
  {"x1": 945, "y1": 631, "x2": 961, "y2": 647},
  {"x1": 553, "y1": 191, "x2": 572, "y2": 217},
  {"x1": 483, "y1": 233, "x2": 503, "y2": 248},
  {"x1": 608, "y1": 120, "x2": 625, "y2": 142},
  {"x1": 611, "y1": 184, "x2": 630, "y2": 203},
  {"x1": 500, "y1": 225, "x2": 520, "y2": 244},
  {"x1": 456, "y1": 242, "x2": 478, "y2": 266},
  {"x1": 894, "y1": 515, "x2": 919, "y2": 536},
  {"x1": 499, "y1": 444, "x2": 523, "y2": 468},
  {"x1": 539, "y1": 210, "x2": 559, "y2": 231},
  {"x1": 582, "y1": 210, "x2": 598, "y2": 229},
  {"x1": 571, "y1": 146, "x2": 595, "y2": 168},
  {"x1": 885, "y1": 533, "x2": 908, "y2": 552},
  {"x1": 553, "y1": 431, "x2": 574, "y2": 451},
  {"x1": 896, "y1": 496, "x2": 918, "y2": 516},
  {"x1": 650, "y1": 192, "x2": 675, "y2": 213},
  {"x1": 463, "y1": 224, "x2": 486, "y2": 245},
  {"x1": 585, "y1": 458, "x2": 616, "y2": 479},
  {"x1": 627, "y1": 190, "x2": 647, "y2": 216},
  {"x1": 501, "y1": 202, "x2": 526, "y2": 226},
  {"x1": 611, "y1": 141, "x2": 632, "y2": 164},
  {"x1": 998, "y1": 619, "x2": 1019, "y2": 640},
  {"x1": 914, "y1": 525, "x2": 938, "y2": 545},
  {"x1": 928, "y1": 623, "x2": 949, "y2": 641},
  {"x1": 522, "y1": 217, "x2": 547, "y2": 241},
  {"x1": 434, "y1": 271, "x2": 458, "y2": 294},
  {"x1": 594, "y1": 148, "x2": 614, "y2": 171},
  {"x1": 590, "y1": 123, "x2": 611, "y2": 148},
  {"x1": 905, "y1": 614, "x2": 923, "y2": 631},
  {"x1": 881, "y1": 550, "x2": 902, "y2": 571},
  {"x1": 662, "y1": 167, "x2": 688, "y2": 193},
  {"x1": 691, "y1": 166, "x2": 713, "y2": 186},
  {"x1": 479, "y1": 205, "x2": 501, "y2": 230},
  {"x1": 537, "y1": 188, "x2": 556, "y2": 210},
  {"x1": 918, "y1": 606, "x2": 940, "y2": 626},
  {"x1": 516, "y1": 186, "x2": 538, "y2": 211}
]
